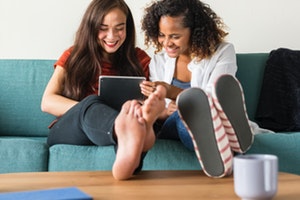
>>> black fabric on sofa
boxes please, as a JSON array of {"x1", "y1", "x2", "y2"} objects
[{"x1": 256, "y1": 48, "x2": 300, "y2": 132}]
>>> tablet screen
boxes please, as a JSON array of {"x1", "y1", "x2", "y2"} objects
[{"x1": 99, "y1": 76, "x2": 146, "y2": 110}]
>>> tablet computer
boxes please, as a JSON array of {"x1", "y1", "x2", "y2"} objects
[{"x1": 98, "y1": 75, "x2": 146, "y2": 110}]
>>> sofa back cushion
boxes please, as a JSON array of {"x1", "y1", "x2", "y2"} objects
[
  {"x1": 0, "y1": 60, "x2": 56, "y2": 137},
  {"x1": 236, "y1": 53, "x2": 269, "y2": 121},
  {"x1": 0, "y1": 55, "x2": 268, "y2": 136}
]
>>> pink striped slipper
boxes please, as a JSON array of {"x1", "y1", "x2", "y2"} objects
[
  {"x1": 177, "y1": 87, "x2": 233, "y2": 178},
  {"x1": 212, "y1": 74, "x2": 254, "y2": 153}
]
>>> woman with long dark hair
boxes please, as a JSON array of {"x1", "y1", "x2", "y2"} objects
[{"x1": 41, "y1": 0, "x2": 166, "y2": 180}]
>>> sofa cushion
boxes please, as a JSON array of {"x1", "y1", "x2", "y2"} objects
[
  {"x1": 246, "y1": 132, "x2": 300, "y2": 175},
  {"x1": 0, "y1": 137, "x2": 49, "y2": 173},
  {"x1": 236, "y1": 53, "x2": 269, "y2": 121},
  {"x1": 0, "y1": 60, "x2": 56, "y2": 137},
  {"x1": 143, "y1": 139, "x2": 201, "y2": 170},
  {"x1": 48, "y1": 144, "x2": 116, "y2": 171},
  {"x1": 48, "y1": 139, "x2": 201, "y2": 172}
]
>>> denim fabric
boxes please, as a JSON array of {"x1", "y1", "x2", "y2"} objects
[{"x1": 158, "y1": 111, "x2": 194, "y2": 151}]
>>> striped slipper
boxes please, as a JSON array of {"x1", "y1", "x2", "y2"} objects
[
  {"x1": 177, "y1": 87, "x2": 233, "y2": 178},
  {"x1": 212, "y1": 74, "x2": 254, "y2": 153}
]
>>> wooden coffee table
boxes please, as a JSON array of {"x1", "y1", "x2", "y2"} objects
[{"x1": 0, "y1": 171, "x2": 299, "y2": 199}]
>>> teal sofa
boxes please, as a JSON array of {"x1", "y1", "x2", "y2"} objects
[{"x1": 1, "y1": 54, "x2": 300, "y2": 175}]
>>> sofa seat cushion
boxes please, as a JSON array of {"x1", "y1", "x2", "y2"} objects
[
  {"x1": 143, "y1": 139, "x2": 201, "y2": 170},
  {"x1": 48, "y1": 139, "x2": 201, "y2": 172},
  {"x1": 0, "y1": 137, "x2": 49, "y2": 173},
  {"x1": 247, "y1": 132, "x2": 300, "y2": 175},
  {"x1": 48, "y1": 145, "x2": 116, "y2": 171},
  {"x1": 49, "y1": 134, "x2": 300, "y2": 175}
]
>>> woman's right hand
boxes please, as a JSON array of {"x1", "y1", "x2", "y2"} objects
[{"x1": 140, "y1": 80, "x2": 157, "y2": 97}]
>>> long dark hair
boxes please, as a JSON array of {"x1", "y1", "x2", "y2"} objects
[
  {"x1": 142, "y1": 0, "x2": 228, "y2": 59},
  {"x1": 63, "y1": 0, "x2": 144, "y2": 100}
]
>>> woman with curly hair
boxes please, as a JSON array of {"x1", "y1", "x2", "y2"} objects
[
  {"x1": 140, "y1": 0, "x2": 253, "y2": 178},
  {"x1": 41, "y1": 0, "x2": 167, "y2": 180}
]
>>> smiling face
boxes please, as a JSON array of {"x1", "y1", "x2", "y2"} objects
[
  {"x1": 98, "y1": 8, "x2": 127, "y2": 55},
  {"x1": 158, "y1": 15, "x2": 191, "y2": 58}
]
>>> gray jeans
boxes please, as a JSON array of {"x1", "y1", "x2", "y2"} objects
[
  {"x1": 47, "y1": 95, "x2": 146, "y2": 173},
  {"x1": 47, "y1": 95, "x2": 117, "y2": 147}
]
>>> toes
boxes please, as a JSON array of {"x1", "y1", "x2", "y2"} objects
[{"x1": 120, "y1": 101, "x2": 132, "y2": 114}]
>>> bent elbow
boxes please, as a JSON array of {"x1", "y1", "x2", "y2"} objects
[
  {"x1": 40, "y1": 100, "x2": 48, "y2": 113},
  {"x1": 40, "y1": 94, "x2": 52, "y2": 114}
]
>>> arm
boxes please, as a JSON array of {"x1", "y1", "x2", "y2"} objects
[
  {"x1": 155, "y1": 81, "x2": 182, "y2": 100},
  {"x1": 41, "y1": 66, "x2": 78, "y2": 117}
]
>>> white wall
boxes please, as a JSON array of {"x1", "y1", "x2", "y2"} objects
[{"x1": 0, "y1": 0, "x2": 300, "y2": 59}]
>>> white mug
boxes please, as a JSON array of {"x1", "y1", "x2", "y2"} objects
[{"x1": 233, "y1": 154, "x2": 278, "y2": 200}]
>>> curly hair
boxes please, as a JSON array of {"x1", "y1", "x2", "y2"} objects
[{"x1": 141, "y1": 0, "x2": 228, "y2": 59}]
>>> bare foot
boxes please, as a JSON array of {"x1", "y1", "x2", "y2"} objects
[
  {"x1": 141, "y1": 85, "x2": 166, "y2": 151},
  {"x1": 112, "y1": 85, "x2": 166, "y2": 180},
  {"x1": 113, "y1": 100, "x2": 146, "y2": 180}
]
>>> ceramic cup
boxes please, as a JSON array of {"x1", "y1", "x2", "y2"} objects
[{"x1": 233, "y1": 154, "x2": 278, "y2": 200}]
